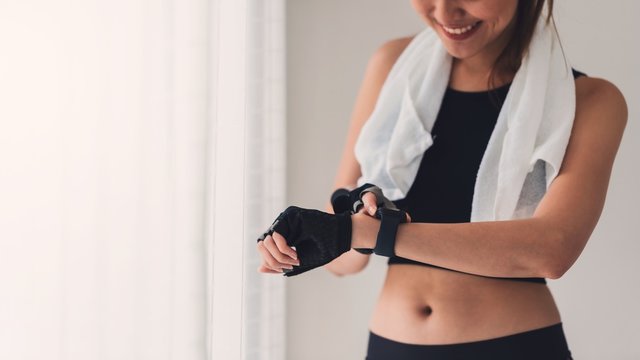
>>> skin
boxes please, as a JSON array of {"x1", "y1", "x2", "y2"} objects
[{"x1": 258, "y1": 0, "x2": 628, "y2": 345}]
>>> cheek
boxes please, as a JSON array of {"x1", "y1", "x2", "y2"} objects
[
  {"x1": 412, "y1": 3, "x2": 438, "y2": 28},
  {"x1": 485, "y1": 0, "x2": 518, "y2": 27},
  {"x1": 410, "y1": 1, "x2": 429, "y2": 17},
  {"x1": 476, "y1": 11, "x2": 514, "y2": 35},
  {"x1": 410, "y1": 0, "x2": 426, "y2": 14}
]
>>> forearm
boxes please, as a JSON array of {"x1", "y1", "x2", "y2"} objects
[
  {"x1": 322, "y1": 200, "x2": 370, "y2": 276},
  {"x1": 352, "y1": 213, "x2": 562, "y2": 279}
]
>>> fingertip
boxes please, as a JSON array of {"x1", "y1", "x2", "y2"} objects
[
  {"x1": 362, "y1": 192, "x2": 376, "y2": 208},
  {"x1": 273, "y1": 231, "x2": 289, "y2": 244}
]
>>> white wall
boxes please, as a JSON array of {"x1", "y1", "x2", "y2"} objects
[{"x1": 286, "y1": 1, "x2": 640, "y2": 359}]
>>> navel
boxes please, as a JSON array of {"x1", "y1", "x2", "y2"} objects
[{"x1": 421, "y1": 305, "x2": 433, "y2": 317}]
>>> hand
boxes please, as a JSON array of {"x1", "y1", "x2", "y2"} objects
[
  {"x1": 257, "y1": 231, "x2": 300, "y2": 274},
  {"x1": 330, "y1": 183, "x2": 411, "y2": 257},
  {"x1": 256, "y1": 206, "x2": 353, "y2": 276},
  {"x1": 358, "y1": 191, "x2": 412, "y2": 223}
]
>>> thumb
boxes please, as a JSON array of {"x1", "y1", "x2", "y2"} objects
[{"x1": 361, "y1": 192, "x2": 377, "y2": 216}]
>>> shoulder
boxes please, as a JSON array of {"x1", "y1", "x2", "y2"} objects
[
  {"x1": 356, "y1": 34, "x2": 418, "y2": 95},
  {"x1": 574, "y1": 76, "x2": 628, "y2": 137},
  {"x1": 372, "y1": 35, "x2": 416, "y2": 61},
  {"x1": 575, "y1": 76, "x2": 627, "y2": 111},
  {"x1": 366, "y1": 35, "x2": 417, "y2": 74}
]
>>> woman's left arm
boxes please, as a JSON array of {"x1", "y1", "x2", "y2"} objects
[{"x1": 352, "y1": 78, "x2": 628, "y2": 280}]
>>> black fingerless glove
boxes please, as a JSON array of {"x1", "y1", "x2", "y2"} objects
[
  {"x1": 257, "y1": 206, "x2": 352, "y2": 277},
  {"x1": 256, "y1": 183, "x2": 407, "y2": 277},
  {"x1": 331, "y1": 182, "x2": 400, "y2": 215}
]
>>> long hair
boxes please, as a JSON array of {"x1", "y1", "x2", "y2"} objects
[{"x1": 487, "y1": 0, "x2": 564, "y2": 108}]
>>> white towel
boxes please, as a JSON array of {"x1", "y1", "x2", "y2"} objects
[{"x1": 354, "y1": 16, "x2": 576, "y2": 221}]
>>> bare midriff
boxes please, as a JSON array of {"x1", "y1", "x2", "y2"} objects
[{"x1": 368, "y1": 263, "x2": 562, "y2": 345}]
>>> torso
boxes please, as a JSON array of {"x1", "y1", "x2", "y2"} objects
[
  {"x1": 369, "y1": 263, "x2": 562, "y2": 344},
  {"x1": 368, "y1": 71, "x2": 592, "y2": 345}
]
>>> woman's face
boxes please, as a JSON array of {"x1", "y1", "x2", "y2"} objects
[{"x1": 411, "y1": 0, "x2": 519, "y2": 61}]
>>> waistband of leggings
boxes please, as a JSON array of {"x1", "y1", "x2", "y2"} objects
[{"x1": 367, "y1": 322, "x2": 571, "y2": 358}]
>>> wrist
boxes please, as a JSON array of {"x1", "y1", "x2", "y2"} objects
[{"x1": 350, "y1": 212, "x2": 380, "y2": 249}]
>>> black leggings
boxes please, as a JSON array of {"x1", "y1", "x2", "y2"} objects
[{"x1": 366, "y1": 322, "x2": 573, "y2": 360}]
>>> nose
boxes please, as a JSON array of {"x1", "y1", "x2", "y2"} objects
[{"x1": 430, "y1": 0, "x2": 468, "y2": 25}]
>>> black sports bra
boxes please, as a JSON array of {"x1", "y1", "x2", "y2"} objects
[{"x1": 388, "y1": 68, "x2": 588, "y2": 285}]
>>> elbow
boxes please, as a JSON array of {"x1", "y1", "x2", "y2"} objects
[
  {"x1": 324, "y1": 266, "x2": 360, "y2": 278},
  {"x1": 544, "y1": 263, "x2": 567, "y2": 281},
  {"x1": 323, "y1": 251, "x2": 370, "y2": 277},
  {"x1": 540, "y1": 230, "x2": 582, "y2": 280},
  {"x1": 324, "y1": 264, "x2": 348, "y2": 277},
  {"x1": 327, "y1": 269, "x2": 348, "y2": 278},
  {"x1": 545, "y1": 255, "x2": 575, "y2": 280}
]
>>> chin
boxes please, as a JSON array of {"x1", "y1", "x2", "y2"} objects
[{"x1": 442, "y1": 46, "x2": 475, "y2": 60}]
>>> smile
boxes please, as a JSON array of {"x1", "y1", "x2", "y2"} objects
[
  {"x1": 439, "y1": 21, "x2": 482, "y2": 40},
  {"x1": 442, "y1": 21, "x2": 480, "y2": 34}
]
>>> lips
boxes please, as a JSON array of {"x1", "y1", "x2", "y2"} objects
[{"x1": 439, "y1": 21, "x2": 482, "y2": 41}]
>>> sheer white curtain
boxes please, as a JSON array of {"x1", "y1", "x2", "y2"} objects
[
  {"x1": 210, "y1": 0, "x2": 286, "y2": 359},
  {"x1": 0, "y1": 0, "x2": 285, "y2": 359}
]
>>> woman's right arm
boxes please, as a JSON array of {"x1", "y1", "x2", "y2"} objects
[{"x1": 323, "y1": 35, "x2": 415, "y2": 277}]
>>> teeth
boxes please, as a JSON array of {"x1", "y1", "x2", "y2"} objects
[{"x1": 442, "y1": 22, "x2": 478, "y2": 35}]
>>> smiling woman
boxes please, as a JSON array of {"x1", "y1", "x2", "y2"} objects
[
  {"x1": 412, "y1": 0, "x2": 556, "y2": 95},
  {"x1": 414, "y1": 0, "x2": 520, "y2": 48},
  {"x1": 269, "y1": 0, "x2": 633, "y2": 359}
]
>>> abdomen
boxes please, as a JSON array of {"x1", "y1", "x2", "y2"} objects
[{"x1": 369, "y1": 263, "x2": 562, "y2": 345}]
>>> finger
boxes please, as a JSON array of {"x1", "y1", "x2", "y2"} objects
[
  {"x1": 263, "y1": 235, "x2": 298, "y2": 266},
  {"x1": 272, "y1": 231, "x2": 299, "y2": 262},
  {"x1": 258, "y1": 263, "x2": 282, "y2": 274},
  {"x1": 361, "y1": 192, "x2": 378, "y2": 216},
  {"x1": 257, "y1": 240, "x2": 291, "y2": 271},
  {"x1": 257, "y1": 241, "x2": 282, "y2": 271},
  {"x1": 406, "y1": 212, "x2": 412, "y2": 222}
]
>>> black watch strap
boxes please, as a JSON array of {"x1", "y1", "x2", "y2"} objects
[{"x1": 373, "y1": 207, "x2": 406, "y2": 257}]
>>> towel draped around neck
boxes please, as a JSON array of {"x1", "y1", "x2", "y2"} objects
[{"x1": 354, "y1": 15, "x2": 576, "y2": 221}]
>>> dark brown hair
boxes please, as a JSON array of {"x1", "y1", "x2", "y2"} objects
[{"x1": 487, "y1": 0, "x2": 564, "y2": 107}]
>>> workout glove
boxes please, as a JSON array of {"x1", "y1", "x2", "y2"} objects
[
  {"x1": 257, "y1": 183, "x2": 407, "y2": 277},
  {"x1": 331, "y1": 182, "x2": 400, "y2": 216},
  {"x1": 257, "y1": 206, "x2": 352, "y2": 277}
]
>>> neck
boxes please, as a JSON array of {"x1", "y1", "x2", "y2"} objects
[
  {"x1": 450, "y1": 57, "x2": 515, "y2": 93},
  {"x1": 450, "y1": 18, "x2": 518, "y2": 88}
]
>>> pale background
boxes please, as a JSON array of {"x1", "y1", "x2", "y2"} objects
[{"x1": 285, "y1": 1, "x2": 639, "y2": 359}]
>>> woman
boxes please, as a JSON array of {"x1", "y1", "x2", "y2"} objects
[{"x1": 257, "y1": 0, "x2": 627, "y2": 358}]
